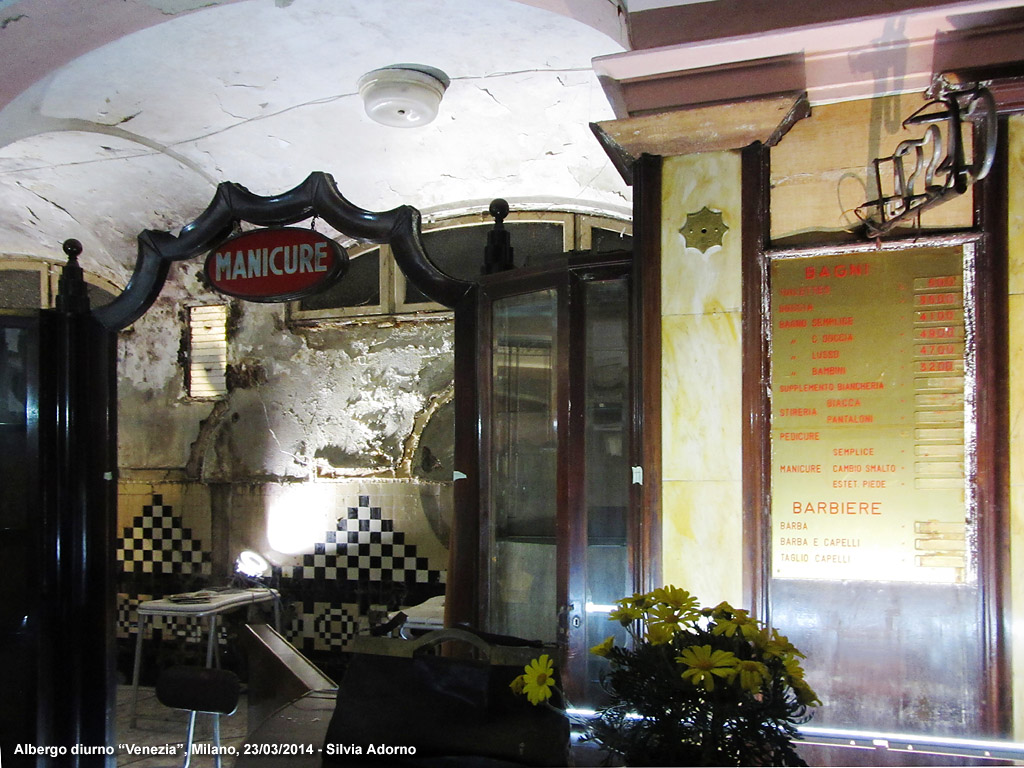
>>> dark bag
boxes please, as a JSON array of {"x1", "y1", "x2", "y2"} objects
[{"x1": 322, "y1": 628, "x2": 569, "y2": 767}]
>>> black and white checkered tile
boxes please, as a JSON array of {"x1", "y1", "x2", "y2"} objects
[
  {"x1": 116, "y1": 494, "x2": 211, "y2": 576},
  {"x1": 287, "y1": 601, "x2": 362, "y2": 651},
  {"x1": 313, "y1": 604, "x2": 361, "y2": 651},
  {"x1": 115, "y1": 592, "x2": 229, "y2": 645},
  {"x1": 272, "y1": 494, "x2": 446, "y2": 652},
  {"x1": 277, "y1": 495, "x2": 445, "y2": 586},
  {"x1": 116, "y1": 593, "x2": 153, "y2": 639}
]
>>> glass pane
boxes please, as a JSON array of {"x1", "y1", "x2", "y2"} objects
[
  {"x1": 488, "y1": 289, "x2": 558, "y2": 643},
  {"x1": 582, "y1": 278, "x2": 631, "y2": 703},
  {"x1": 405, "y1": 222, "x2": 565, "y2": 304},
  {"x1": 298, "y1": 248, "x2": 380, "y2": 310},
  {"x1": 0, "y1": 271, "x2": 41, "y2": 309},
  {"x1": 86, "y1": 282, "x2": 117, "y2": 309},
  {"x1": 768, "y1": 246, "x2": 984, "y2": 736},
  {"x1": 590, "y1": 227, "x2": 633, "y2": 255},
  {"x1": 0, "y1": 326, "x2": 30, "y2": 529}
]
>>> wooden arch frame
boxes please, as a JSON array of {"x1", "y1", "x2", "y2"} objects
[{"x1": 92, "y1": 171, "x2": 472, "y2": 330}]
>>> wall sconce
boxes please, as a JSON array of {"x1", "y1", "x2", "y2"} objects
[{"x1": 357, "y1": 64, "x2": 450, "y2": 128}]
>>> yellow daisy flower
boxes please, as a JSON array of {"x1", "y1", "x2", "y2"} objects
[
  {"x1": 732, "y1": 659, "x2": 770, "y2": 693},
  {"x1": 676, "y1": 644, "x2": 738, "y2": 691},
  {"x1": 521, "y1": 654, "x2": 556, "y2": 705},
  {"x1": 509, "y1": 674, "x2": 526, "y2": 695},
  {"x1": 649, "y1": 602, "x2": 689, "y2": 630},
  {"x1": 608, "y1": 603, "x2": 644, "y2": 626},
  {"x1": 771, "y1": 629, "x2": 805, "y2": 658},
  {"x1": 792, "y1": 678, "x2": 821, "y2": 707},
  {"x1": 650, "y1": 585, "x2": 699, "y2": 614},
  {"x1": 590, "y1": 636, "x2": 616, "y2": 657},
  {"x1": 703, "y1": 600, "x2": 736, "y2": 618},
  {"x1": 645, "y1": 622, "x2": 675, "y2": 646},
  {"x1": 623, "y1": 591, "x2": 657, "y2": 610},
  {"x1": 782, "y1": 655, "x2": 808, "y2": 682},
  {"x1": 711, "y1": 608, "x2": 761, "y2": 640}
]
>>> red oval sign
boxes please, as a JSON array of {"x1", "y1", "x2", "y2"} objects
[{"x1": 204, "y1": 227, "x2": 347, "y2": 302}]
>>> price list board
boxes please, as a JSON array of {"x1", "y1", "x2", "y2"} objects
[{"x1": 770, "y1": 247, "x2": 969, "y2": 583}]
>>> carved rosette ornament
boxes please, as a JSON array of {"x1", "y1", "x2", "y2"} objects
[{"x1": 679, "y1": 206, "x2": 728, "y2": 253}]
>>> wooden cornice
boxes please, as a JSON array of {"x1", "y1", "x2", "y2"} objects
[
  {"x1": 590, "y1": 92, "x2": 809, "y2": 182},
  {"x1": 598, "y1": 1, "x2": 1024, "y2": 118}
]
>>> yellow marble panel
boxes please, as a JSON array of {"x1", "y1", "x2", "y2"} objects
[
  {"x1": 1010, "y1": 116, "x2": 1024, "y2": 297},
  {"x1": 1011, "y1": 482, "x2": 1024, "y2": 739},
  {"x1": 1012, "y1": 271, "x2": 1024, "y2": 739},
  {"x1": 661, "y1": 152, "x2": 742, "y2": 317},
  {"x1": 1012, "y1": 295, "x2": 1024, "y2": 487},
  {"x1": 662, "y1": 312, "x2": 741, "y2": 482},
  {"x1": 661, "y1": 479, "x2": 743, "y2": 608}
]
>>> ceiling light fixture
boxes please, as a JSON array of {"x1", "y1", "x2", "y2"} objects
[{"x1": 357, "y1": 64, "x2": 450, "y2": 128}]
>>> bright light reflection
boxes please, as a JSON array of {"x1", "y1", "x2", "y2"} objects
[
  {"x1": 266, "y1": 483, "x2": 332, "y2": 555},
  {"x1": 236, "y1": 549, "x2": 270, "y2": 578},
  {"x1": 585, "y1": 602, "x2": 617, "y2": 614},
  {"x1": 565, "y1": 714, "x2": 1024, "y2": 757}
]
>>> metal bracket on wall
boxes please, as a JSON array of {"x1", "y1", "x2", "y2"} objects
[{"x1": 855, "y1": 77, "x2": 997, "y2": 238}]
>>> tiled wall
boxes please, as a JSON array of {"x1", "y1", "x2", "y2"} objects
[{"x1": 115, "y1": 477, "x2": 449, "y2": 680}]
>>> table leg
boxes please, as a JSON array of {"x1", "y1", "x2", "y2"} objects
[
  {"x1": 130, "y1": 615, "x2": 146, "y2": 729},
  {"x1": 213, "y1": 713, "x2": 223, "y2": 768},
  {"x1": 206, "y1": 614, "x2": 218, "y2": 668}
]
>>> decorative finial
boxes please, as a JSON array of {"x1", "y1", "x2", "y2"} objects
[
  {"x1": 484, "y1": 199, "x2": 514, "y2": 274},
  {"x1": 489, "y1": 198, "x2": 509, "y2": 224},
  {"x1": 63, "y1": 238, "x2": 83, "y2": 259},
  {"x1": 56, "y1": 238, "x2": 90, "y2": 314}
]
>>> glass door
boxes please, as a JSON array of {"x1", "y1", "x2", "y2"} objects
[
  {"x1": 577, "y1": 276, "x2": 632, "y2": 704},
  {"x1": 0, "y1": 316, "x2": 39, "y2": 753},
  {"x1": 477, "y1": 258, "x2": 635, "y2": 708},
  {"x1": 487, "y1": 287, "x2": 561, "y2": 644}
]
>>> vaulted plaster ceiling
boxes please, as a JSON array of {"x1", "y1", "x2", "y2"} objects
[
  {"x1": 0, "y1": 0, "x2": 633, "y2": 292},
  {"x1": 7, "y1": 0, "x2": 1022, "y2": 298}
]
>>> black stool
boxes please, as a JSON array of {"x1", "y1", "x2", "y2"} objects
[{"x1": 156, "y1": 666, "x2": 241, "y2": 768}]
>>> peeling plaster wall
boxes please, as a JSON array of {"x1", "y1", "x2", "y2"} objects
[
  {"x1": 209, "y1": 314, "x2": 454, "y2": 479},
  {"x1": 118, "y1": 264, "x2": 454, "y2": 480},
  {"x1": 115, "y1": 261, "x2": 457, "y2": 668}
]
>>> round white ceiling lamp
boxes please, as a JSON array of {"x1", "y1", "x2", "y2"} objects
[{"x1": 357, "y1": 64, "x2": 450, "y2": 128}]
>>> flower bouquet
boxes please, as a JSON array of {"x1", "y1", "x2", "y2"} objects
[{"x1": 586, "y1": 586, "x2": 819, "y2": 767}]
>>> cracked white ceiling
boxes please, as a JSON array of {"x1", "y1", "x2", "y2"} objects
[{"x1": 0, "y1": 0, "x2": 631, "y2": 291}]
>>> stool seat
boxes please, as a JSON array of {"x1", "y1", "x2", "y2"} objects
[{"x1": 156, "y1": 666, "x2": 240, "y2": 768}]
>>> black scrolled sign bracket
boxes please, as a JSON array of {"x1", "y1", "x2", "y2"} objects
[
  {"x1": 91, "y1": 171, "x2": 473, "y2": 331},
  {"x1": 854, "y1": 77, "x2": 997, "y2": 239}
]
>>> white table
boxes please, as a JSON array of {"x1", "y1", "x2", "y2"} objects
[
  {"x1": 129, "y1": 587, "x2": 280, "y2": 727},
  {"x1": 390, "y1": 594, "x2": 444, "y2": 638}
]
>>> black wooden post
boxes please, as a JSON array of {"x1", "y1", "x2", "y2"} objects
[
  {"x1": 37, "y1": 239, "x2": 118, "y2": 762},
  {"x1": 483, "y1": 199, "x2": 515, "y2": 274}
]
